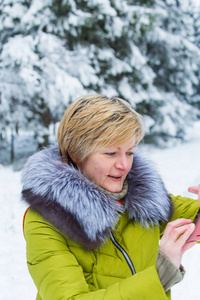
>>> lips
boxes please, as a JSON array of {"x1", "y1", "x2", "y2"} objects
[{"x1": 108, "y1": 175, "x2": 123, "y2": 180}]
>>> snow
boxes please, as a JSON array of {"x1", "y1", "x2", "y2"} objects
[
  {"x1": 111, "y1": 17, "x2": 124, "y2": 37},
  {"x1": 118, "y1": 77, "x2": 135, "y2": 101},
  {"x1": 92, "y1": 0, "x2": 117, "y2": 16},
  {"x1": 1, "y1": 0, "x2": 200, "y2": 144},
  {"x1": 1, "y1": 121, "x2": 200, "y2": 299},
  {"x1": 140, "y1": 121, "x2": 200, "y2": 300},
  {"x1": 1, "y1": 1, "x2": 200, "y2": 296}
]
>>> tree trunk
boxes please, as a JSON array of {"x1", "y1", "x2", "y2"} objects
[{"x1": 10, "y1": 132, "x2": 14, "y2": 163}]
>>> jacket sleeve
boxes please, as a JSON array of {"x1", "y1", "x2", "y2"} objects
[
  {"x1": 24, "y1": 209, "x2": 169, "y2": 300},
  {"x1": 160, "y1": 194, "x2": 199, "y2": 236}
]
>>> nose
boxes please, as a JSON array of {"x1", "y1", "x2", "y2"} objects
[{"x1": 114, "y1": 155, "x2": 130, "y2": 171}]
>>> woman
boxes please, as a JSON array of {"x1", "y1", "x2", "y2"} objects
[{"x1": 22, "y1": 94, "x2": 200, "y2": 300}]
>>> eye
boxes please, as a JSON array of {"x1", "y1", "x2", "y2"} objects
[
  {"x1": 105, "y1": 152, "x2": 116, "y2": 156},
  {"x1": 126, "y1": 152, "x2": 134, "y2": 156}
]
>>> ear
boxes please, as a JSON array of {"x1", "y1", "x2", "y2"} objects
[{"x1": 67, "y1": 150, "x2": 78, "y2": 164}]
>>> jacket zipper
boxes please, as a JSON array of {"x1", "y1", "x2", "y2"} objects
[{"x1": 109, "y1": 231, "x2": 136, "y2": 275}]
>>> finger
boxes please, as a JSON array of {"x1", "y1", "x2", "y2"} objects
[
  {"x1": 176, "y1": 223, "x2": 195, "y2": 247},
  {"x1": 168, "y1": 218, "x2": 192, "y2": 228},
  {"x1": 163, "y1": 219, "x2": 192, "y2": 236},
  {"x1": 161, "y1": 219, "x2": 193, "y2": 246},
  {"x1": 188, "y1": 186, "x2": 199, "y2": 195},
  {"x1": 198, "y1": 186, "x2": 200, "y2": 203},
  {"x1": 189, "y1": 185, "x2": 200, "y2": 206},
  {"x1": 168, "y1": 223, "x2": 195, "y2": 242}
]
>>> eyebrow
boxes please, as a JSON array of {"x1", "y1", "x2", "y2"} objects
[
  {"x1": 117, "y1": 145, "x2": 136, "y2": 150},
  {"x1": 128, "y1": 146, "x2": 136, "y2": 150}
]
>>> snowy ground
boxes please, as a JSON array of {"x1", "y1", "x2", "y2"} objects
[{"x1": 1, "y1": 121, "x2": 200, "y2": 300}]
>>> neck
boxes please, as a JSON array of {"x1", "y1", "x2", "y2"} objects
[{"x1": 99, "y1": 180, "x2": 128, "y2": 201}]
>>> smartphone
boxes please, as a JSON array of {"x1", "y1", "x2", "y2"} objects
[{"x1": 187, "y1": 208, "x2": 200, "y2": 242}]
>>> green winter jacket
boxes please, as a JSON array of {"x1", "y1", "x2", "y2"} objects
[{"x1": 22, "y1": 146, "x2": 199, "y2": 300}]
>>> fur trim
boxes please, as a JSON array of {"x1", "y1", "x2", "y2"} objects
[
  {"x1": 21, "y1": 145, "x2": 173, "y2": 249},
  {"x1": 126, "y1": 154, "x2": 173, "y2": 227}
]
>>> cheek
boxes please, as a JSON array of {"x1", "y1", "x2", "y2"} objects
[
  {"x1": 92, "y1": 164, "x2": 110, "y2": 184},
  {"x1": 81, "y1": 154, "x2": 111, "y2": 183},
  {"x1": 93, "y1": 164, "x2": 108, "y2": 177},
  {"x1": 84, "y1": 162, "x2": 106, "y2": 182}
]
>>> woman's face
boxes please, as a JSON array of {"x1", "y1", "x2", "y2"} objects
[{"x1": 79, "y1": 139, "x2": 136, "y2": 193}]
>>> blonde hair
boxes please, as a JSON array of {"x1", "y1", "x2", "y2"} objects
[{"x1": 57, "y1": 94, "x2": 144, "y2": 164}]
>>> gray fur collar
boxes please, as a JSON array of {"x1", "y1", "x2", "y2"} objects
[{"x1": 21, "y1": 145, "x2": 173, "y2": 249}]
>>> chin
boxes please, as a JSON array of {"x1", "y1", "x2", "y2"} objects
[{"x1": 106, "y1": 185, "x2": 123, "y2": 193}]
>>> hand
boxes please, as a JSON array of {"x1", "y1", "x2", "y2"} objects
[
  {"x1": 160, "y1": 218, "x2": 196, "y2": 269},
  {"x1": 188, "y1": 185, "x2": 200, "y2": 205}
]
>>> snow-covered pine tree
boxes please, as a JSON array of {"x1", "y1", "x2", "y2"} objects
[
  {"x1": 193, "y1": 0, "x2": 200, "y2": 112},
  {"x1": 142, "y1": 0, "x2": 200, "y2": 144},
  {"x1": 0, "y1": 0, "x2": 200, "y2": 155}
]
